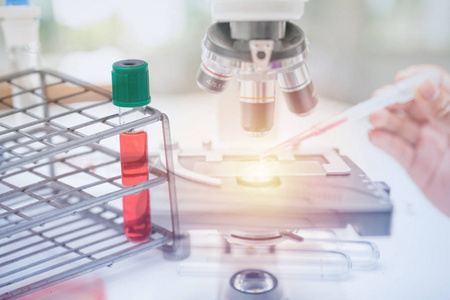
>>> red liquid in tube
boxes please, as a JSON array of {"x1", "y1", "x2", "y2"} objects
[{"x1": 119, "y1": 131, "x2": 151, "y2": 242}]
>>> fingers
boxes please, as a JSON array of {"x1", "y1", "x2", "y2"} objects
[
  {"x1": 369, "y1": 109, "x2": 421, "y2": 145},
  {"x1": 371, "y1": 84, "x2": 427, "y2": 123},
  {"x1": 393, "y1": 65, "x2": 450, "y2": 132},
  {"x1": 368, "y1": 129, "x2": 414, "y2": 170},
  {"x1": 395, "y1": 64, "x2": 450, "y2": 92},
  {"x1": 399, "y1": 100, "x2": 428, "y2": 123},
  {"x1": 371, "y1": 85, "x2": 404, "y2": 111},
  {"x1": 395, "y1": 65, "x2": 435, "y2": 81},
  {"x1": 414, "y1": 80, "x2": 450, "y2": 135}
]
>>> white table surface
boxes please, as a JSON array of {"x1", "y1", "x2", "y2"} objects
[{"x1": 19, "y1": 91, "x2": 450, "y2": 300}]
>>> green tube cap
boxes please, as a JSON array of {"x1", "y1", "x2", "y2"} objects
[{"x1": 112, "y1": 59, "x2": 151, "y2": 107}]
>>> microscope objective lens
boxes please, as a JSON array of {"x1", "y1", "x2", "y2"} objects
[
  {"x1": 196, "y1": 63, "x2": 232, "y2": 93},
  {"x1": 240, "y1": 101, "x2": 275, "y2": 135}
]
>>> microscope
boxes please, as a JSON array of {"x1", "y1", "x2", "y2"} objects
[
  {"x1": 172, "y1": 1, "x2": 393, "y2": 299},
  {"x1": 196, "y1": 0, "x2": 317, "y2": 137},
  {"x1": 176, "y1": 0, "x2": 393, "y2": 237}
]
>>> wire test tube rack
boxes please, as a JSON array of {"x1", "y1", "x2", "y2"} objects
[{"x1": 0, "y1": 68, "x2": 185, "y2": 299}]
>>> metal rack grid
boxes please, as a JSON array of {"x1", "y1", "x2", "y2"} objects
[
  {"x1": 0, "y1": 204, "x2": 172, "y2": 299},
  {"x1": 0, "y1": 69, "x2": 182, "y2": 299}
]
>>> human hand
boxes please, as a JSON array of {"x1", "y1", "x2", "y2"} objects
[{"x1": 368, "y1": 65, "x2": 450, "y2": 217}]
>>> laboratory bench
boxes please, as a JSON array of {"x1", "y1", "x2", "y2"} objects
[{"x1": 1, "y1": 90, "x2": 450, "y2": 300}]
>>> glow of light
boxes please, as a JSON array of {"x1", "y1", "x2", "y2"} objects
[{"x1": 237, "y1": 162, "x2": 279, "y2": 187}]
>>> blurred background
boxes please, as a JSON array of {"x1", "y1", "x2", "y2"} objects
[{"x1": 0, "y1": 0, "x2": 449, "y2": 103}]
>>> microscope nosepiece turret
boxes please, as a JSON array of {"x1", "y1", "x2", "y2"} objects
[{"x1": 196, "y1": 19, "x2": 317, "y2": 135}]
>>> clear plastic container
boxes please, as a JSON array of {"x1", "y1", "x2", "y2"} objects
[
  {"x1": 176, "y1": 230, "x2": 355, "y2": 280},
  {"x1": 0, "y1": 0, "x2": 42, "y2": 111}
]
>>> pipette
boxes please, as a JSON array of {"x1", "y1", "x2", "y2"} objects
[{"x1": 260, "y1": 70, "x2": 441, "y2": 159}]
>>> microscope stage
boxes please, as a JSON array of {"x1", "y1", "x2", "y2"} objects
[{"x1": 172, "y1": 148, "x2": 392, "y2": 236}]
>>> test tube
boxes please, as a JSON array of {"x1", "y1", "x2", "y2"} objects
[{"x1": 112, "y1": 59, "x2": 152, "y2": 243}]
